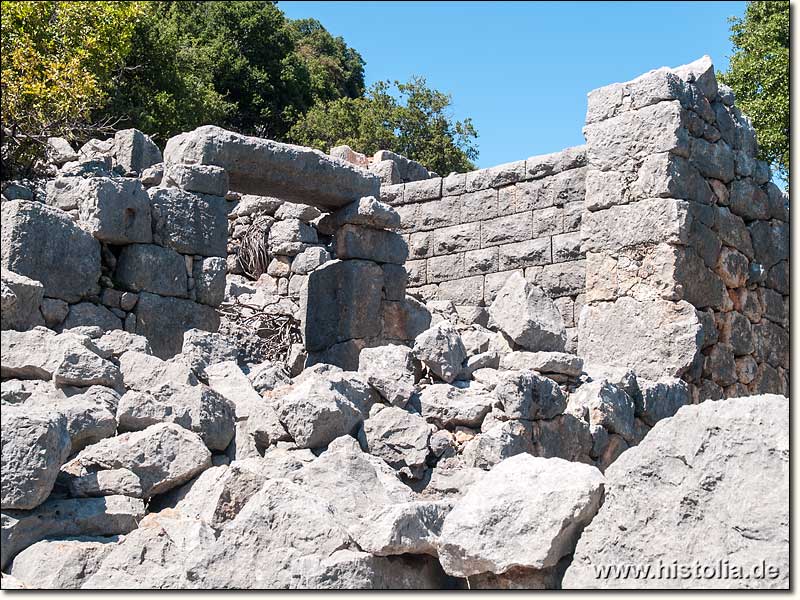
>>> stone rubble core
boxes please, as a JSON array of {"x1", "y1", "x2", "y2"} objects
[{"x1": 0, "y1": 55, "x2": 789, "y2": 590}]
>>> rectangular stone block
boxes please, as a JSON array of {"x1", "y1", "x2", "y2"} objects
[
  {"x1": 335, "y1": 224, "x2": 408, "y2": 265},
  {"x1": 532, "y1": 206, "x2": 563, "y2": 238},
  {"x1": 443, "y1": 172, "x2": 467, "y2": 196},
  {"x1": 381, "y1": 263, "x2": 407, "y2": 301},
  {"x1": 525, "y1": 145, "x2": 587, "y2": 179},
  {"x1": 407, "y1": 230, "x2": 433, "y2": 258},
  {"x1": 437, "y1": 275, "x2": 484, "y2": 305},
  {"x1": 464, "y1": 247, "x2": 498, "y2": 276},
  {"x1": 416, "y1": 197, "x2": 460, "y2": 231},
  {"x1": 134, "y1": 292, "x2": 220, "y2": 359},
  {"x1": 515, "y1": 180, "x2": 551, "y2": 211},
  {"x1": 465, "y1": 160, "x2": 526, "y2": 192},
  {"x1": 433, "y1": 222, "x2": 480, "y2": 255},
  {"x1": 538, "y1": 167, "x2": 587, "y2": 208},
  {"x1": 553, "y1": 296, "x2": 575, "y2": 327},
  {"x1": 380, "y1": 183, "x2": 405, "y2": 205},
  {"x1": 530, "y1": 261, "x2": 586, "y2": 297},
  {"x1": 393, "y1": 203, "x2": 418, "y2": 232},
  {"x1": 405, "y1": 259, "x2": 427, "y2": 286},
  {"x1": 427, "y1": 253, "x2": 464, "y2": 283},
  {"x1": 564, "y1": 201, "x2": 583, "y2": 232},
  {"x1": 460, "y1": 189, "x2": 498, "y2": 223},
  {"x1": 581, "y1": 197, "x2": 691, "y2": 254},
  {"x1": 633, "y1": 153, "x2": 714, "y2": 205},
  {"x1": 116, "y1": 244, "x2": 188, "y2": 298},
  {"x1": 498, "y1": 238, "x2": 551, "y2": 270},
  {"x1": 481, "y1": 212, "x2": 533, "y2": 248},
  {"x1": 74, "y1": 177, "x2": 152, "y2": 244},
  {"x1": 552, "y1": 231, "x2": 584, "y2": 263},
  {"x1": 404, "y1": 178, "x2": 442, "y2": 203},
  {"x1": 149, "y1": 188, "x2": 229, "y2": 257},
  {"x1": 689, "y1": 137, "x2": 735, "y2": 183},
  {"x1": 583, "y1": 100, "x2": 690, "y2": 171},
  {"x1": 484, "y1": 269, "x2": 522, "y2": 303},
  {"x1": 585, "y1": 68, "x2": 688, "y2": 125}
]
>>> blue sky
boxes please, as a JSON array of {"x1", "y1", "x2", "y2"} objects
[{"x1": 279, "y1": 1, "x2": 747, "y2": 168}]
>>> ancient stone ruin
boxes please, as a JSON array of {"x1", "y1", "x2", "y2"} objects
[{"x1": 0, "y1": 56, "x2": 789, "y2": 589}]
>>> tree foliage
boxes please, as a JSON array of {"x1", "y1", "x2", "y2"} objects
[
  {"x1": 289, "y1": 77, "x2": 479, "y2": 174},
  {"x1": 719, "y1": 1, "x2": 789, "y2": 185}
]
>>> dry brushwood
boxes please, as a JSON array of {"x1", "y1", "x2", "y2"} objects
[
  {"x1": 218, "y1": 297, "x2": 301, "y2": 364},
  {"x1": 236, "y1": 216, "x2": 272, "y2": 279}
]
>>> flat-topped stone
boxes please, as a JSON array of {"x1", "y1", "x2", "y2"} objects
[{"x1": 164, "y1": 125, "x2": 380, "y2": 208}]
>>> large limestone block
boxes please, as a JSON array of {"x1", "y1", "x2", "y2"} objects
[
  {"x1": 335, "y1": 224, "x2": 409, "y2": 264},
  {"x1": 563, "y1": 395, "x2": 788, "y2": 589},
  {"x1": 1, "y1": 200, "x2": 100, "y2": 302},
  {"x1": 134, "y1": 292, "x2": 220, "y2": 359},
  {"x1": 1, "y1": 405, "x2": 71, "y2": 510},
  {"x1": 73, "y1": 177, "x2": 152, "y2": 244},
  {"x1": 578, "y1": 297, "x2": 701, "y2": 380},
  {"x1": 0, "y1": 269, "x2": 44, "y2": 331},
  {"x1": 116, "y1": 243, "x2": 188, "y2": 298},
  {"x1": 164, "y1": 125, "x2": 379, "y2": 208},
  {"x1": 488, "y1": 271, "x2": 566, "y2": 352},
  {"x1": 358, "y1": 344, "x2": 417, "y2": 407},
  {"x1": 9, "y1": 536, "x2": 118, "y2": 589},
  {"x1": 149, "y1": 187, "x2": 228, "y2": 257},
  {"x1": 1, "y1": 495, "x2": 145, "y2": 571},
  {"x1": 59, "y1": 422, "x2": 211, "y2": 499},
  {"x1": 359, "y1": 405, "x2": 433, "y2": 479},
  {"x1": 302, "y1": 260, "x2": 383, "y2": 352},
  {"x1": 113, "y1": 128, "x2": 162, "y2": 173},
  {"x1": 437, "y1": 454, "x2": 605, "y2": 577},
  {"x1": 412, "y1": 321, "x2": 467, "y2": 384}
]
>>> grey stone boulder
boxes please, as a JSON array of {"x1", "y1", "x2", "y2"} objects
[
  {"x1": 52, "y1": 344, "x2": 123, "y2": 389},
  {"x1": 493, "y1": 370, "x2": 567, "y2": 420},
  {"x1": 489, "y1": 272, "x2": 566, "y2": 352},
  {"x1": 193, "y1": 256, "x2": 227, "y2": 306},
  {"x1": 275, "y1": 370, "x2": 375, "y2": 448},
  {"x1": 634, "y1": 377, "x2": 689, "y2": 426},
  {"x1": 40, "y1": 297, "x2": 70, "y2": 328},
  {"x1": 117, "y1": 381, "x2": 235, "y2": 451},
  {"x1": 115, "y1": 244, "x2": 188, "y2": 298},
  {"x1": 134, "y1": 292, "x2": 221, "y2": 359},
  {"x1": 179, "y1": 328, "x2": 239, "y2": 378},
  {"x1": 319, "y1": 195, "x2": 401, "y2": 233},
  {"x1": 204, "y1": 360, "x2": 265, "y2": 420},
  {"x1": 359, "y1": 405, "x2": 433, "y2": 479},
  {"x1": 290, "y1": 246, "x2": 330, "y2": 274},
  {"x1": 59, "y1": 422, "x2": 211, "y2": 499},
  {"x1": 9, "y1": 536, "x2": 119, "y2": 589},
  {"x1": 246, "y1": 360, "x2": 291, "y2": 393},
  {"x1": 358, "y1": 344, "x2": 417, "y2": 407},
  {"x1": 268, "y1": 217, "x2": 318, "y2": 255},
  {"x1": 437, "y1": 454, "x2": 605, "y2": 577},
  {"x1": 63, "y1": 301, "x2": 122, "y2": 331},
  {"x1": 73, "y1": 177, "x2": 152, "y2": 244},
  {"x1": 163, "y1": 163, "x2": 229, "y2": 196},
  {"x1": 47, "y1": 136, "x2": 78, "y2": 165},
  {"x1": 118, "y1": 350, "x2": 198, "y2": 391},
  {"x1": 113, "y1": 129, "x2": 162, "y2": 174},
  {"x1": 94, "y1": 329, "x2": 152, "y2": 358},
  {"x1": 417, "y1": 383, "x2": 493, "y2": 428},
  {"x1": 461, "y1": 420, "x2": 534, "y2": 470},
  {"x1": 568, "y1": 380, "x2": 636, "y2": 443},
  {"x1": 1, "y1": 268, "x2": 44, "y2": 331},
  {"x1": 563, "y1": 395, "x2": 788, "y2": 589},
  {"x1": 140, "y1": 162, "x2": 164, "y2": 187},
  {"x1": 413, "y1": 321, "x2": 467, "y2": 384},
  {"x1": 1, "y1": 405, "x2": 71, "y2": 509},
  {"x1": 1, "y1": 495, "x2": 145, "y2": 571},
  {"x1": 499, "y1": 351, "x2": 584, "y2": 377},
  {"x1": 148, "y1": 187, "x2": 228, "y2": 257},
  {"x1": 273, "y1": 201, "x2": 322, "y2": 222},
  {"x1": 1, "y1": 200, "x2": 100, "y2": 302},
  {"x1": 163, "y1": 125, "x2": 379, "y2": 208},
  {"x1": 335, "y1": 224, "x2": 409, "y2": 264}
]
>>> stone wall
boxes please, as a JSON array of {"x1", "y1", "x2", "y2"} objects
[{"x1": 380, "y1": 146, "x2": 588, "y2": 353}]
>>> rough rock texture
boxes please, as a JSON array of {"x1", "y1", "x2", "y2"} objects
[
  {"x1": 134, "y1": 292, "x2": 220, "y2": 359},
  {"x1": 437, "y1": 454, "x2": 605, "y2": 577},
  {"x1": 164, "y1": 125, "x2": 380, "y2": 208},
  {"x1": 358, "y1": 344, "x2": 417, "y2": 407},
  {"x1": 563, "y1": 395, "x2": 788, "y2": 589},
  {"x1": 413, "y1": 321, "x2": 467, "y2": 384},
  {"x1": 489, "y1": 272, "x2": 566, "y2": 352},
  {"x1": 1, "y1": 269, "x2": 44, "y2": 331},
  {"x1": 359, "y1": 406, "x2": 433, "y2": 479},
  {"x1": 9, "y1": 536, "x2": 119, "y2": 589},
  {"x1": 1, "y1": 201, "x2": 100, "y2": 302}
]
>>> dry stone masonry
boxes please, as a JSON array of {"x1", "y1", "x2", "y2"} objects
[{"x1": 0, "y1": 56, "x2": 788, "y2": 590}]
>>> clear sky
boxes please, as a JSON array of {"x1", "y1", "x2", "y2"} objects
[{"x1": 278, "y1": 0, "x2": 748, "y2": 168}]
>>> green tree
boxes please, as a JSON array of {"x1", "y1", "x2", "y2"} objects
[
  {"x1": 719, "y1": 1, "x2": 789, "y2": 185},
  {"x1": 289, "y1": 77, "x2": 479, "y2": 174},
  {"x1": 1, "y1": 0, "x2": 145, "y2": 176}
]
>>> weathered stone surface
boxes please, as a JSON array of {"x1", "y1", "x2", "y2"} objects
[
  {"x1": 40, "y1": 297, "x2": 70, "y2": 328},
  {"x1": 117, "y1": 382, "x2": 236, "y2": 451},
  {"x1": 303, "y1": 260, "x2": 383, "y2": 352},
  {"x1": 47, "y1": 136, "x2": 78, "y2": 165},
  {"x1": 336, "y1": 224, "x2": 409, "y2": 264},
  {"x1": 268, "y1": 218, "x2": 318, "y2": 255},
  {"x1": 563, "y1": 395, "x2": 788, "y2": 589},
  {"x1": 413, "y1": 321, "x2": 467, "y2": 384},
  {"x1": 359, "y1": 406, "x2": 432, "y2": 479},
  {"x1": 568, "y1": 380, "x2": 636, "y2": 443},
  {"x1": 358, "y1": 344, "x2": 417, "y2": 407},
  {"x1": 461, "y1": 420, "x2": 534, "y2": 470},
  {"x1": 417, "y1": 383, "x2": 493, "y2": 428},
  {"x1": 578, "y1": 298, "x2": 702, "y2": 380},
  {"x1": 180, "y1": 328, "x2": 238, "y2": 378},
  {"x1": 149, "y1": 187, "x2": 228, "y2": 257},
  {"x1": 9, "y1": 536, "x2": 118, "y2": 589},
  {"x1": 118, "y1": 350, "x2": 198, "y2": 391},
  {"x1": 690, "y1": 137, "x2": 735, "y2": 182},
  {"x1": 1, "y1": 495, "x2": 145, "y2": 571},
  {"x1": 1, "y1": 405, "x2": 71, "y2": 510},
  {"x1": 498, "y1": 351, "x2": 583, "y2": 377},
  {"x1": 164, "y1": 163, "x2": 229, "y2": 196},
  {"x1": 60, "y1": 423, "x2": 211, "y2": 498},
  {"x1": 114, "y1": 129, "x2": 162, "y2": 173},
  {"x1": 290, "y1": 246, "x2": 330, "y2": 275},
  {"x1": 489, "y1": 272, "x2": 566, "y2": 352},
  {"x1": 275, "y1": 371, "x2": 374, "y2": 449},
  {"x1": 633, "y1": 377, "x2": 689, "y2": 426},
  {"x1": 1, "y1": 201, "x2": 100, "y2": 302},
  {"x1": 134, "y1": 292, "x2": 220, "y2": 359},
  {"x1": 438, "y1": 455, "x2": 605, "y2": 577},
  {"x1": 246, "y1": 360, "x2": 291, "y2": 393},
  {"x1": 494, "y1": 370, "x2": 566, "y2": 420},
  {"x1": 116, "y1": 243, "x2": 188, "y2": 297},
  {"x1": 52, "y1": 344, "x2": 123, "y2": 389},
  {"x1": 320, "y1": 195, "x2": 401, "y2": 233},
  {"x1": 1, "y1": 269, "x2": 44, "y2": 331},
  {"x1": 94, "y1": 329, "x2": 151, "y2": 358},
  {"x1": 204, "y1": 360, "x2": 266, "y2": 420},
  {"x1": 63, "y1": 302, "x2": 122, "y2": 331},
  {"x1": 72, "y1": 177, "x2": 152, "y2": 244},
  {"x1": 164, "y1": 125, "x2": 379, "y2": 208}
]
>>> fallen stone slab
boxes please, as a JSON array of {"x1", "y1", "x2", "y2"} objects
[
  {"x1": 498, "y1": 351, "x2": 584, "y2": 377},
  {"x1": 9, "y1": 536, "x2": 119, "y2": 589},
  {"x1": 164, "y1": 125, "x2": 379, "y2": 208},
  {"x1": 1, "y1": 269, "x2": 44, "y2": 331},
  {"x1": 359, "y1": 405, "x2": 433, "y2": 479},
  {"x1": 417, "y1": 383, "x2": 493, "y2": 428},
  {"x1": 493, "y1": 370, "x2": 567, "y2": 420},
  {"x1": 562, "y1": 395, "x2": 789, "y2": 589},
  {"x1": 413, "y1": 321, "x2": 467, "y2": 384},
  {"x1": 118, "y1": 350, "x2": 198, "y2": 391},
  {"x1": 358, "y1": 344, "x2": 417, "y2": 407}
]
